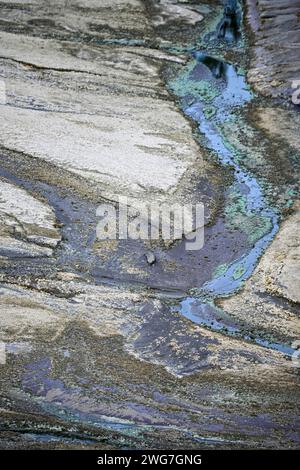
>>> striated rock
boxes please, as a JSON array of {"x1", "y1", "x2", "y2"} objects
[
  {"x1": 0, "y1": 280, "x2": 289, "y2": 373},
  {"x1": 246, "y1": 0, "x2": 300, "y2": 101},
  {"x1": 0, "y1": 30, "x2": 208, "y2": 205},
  {"x1": 0, "y1": 179, "x2": 61, "y2": 254},
  {"x1": 151, "y1": 0, "x2": 204, "y2": 27},
  {"x1": 0, "y1": 237, "x2": 53, "y2": 258},
  {"x1": 0, "y1": 279, "x2": 299, "y2": 448}
]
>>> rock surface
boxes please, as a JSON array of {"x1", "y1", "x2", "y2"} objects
[
  {"x1": 0, "y1": 0, "x2": 299, "y2": 450},
  {"x1": 246, "y1": 0, "x2": 300, "y2": 101},
  {"x1": 0, "y1": 179, "x2": 61, "y2": 256},
  {"x1": 0, "y1": 31, "x2": 204, "y2": 202}
]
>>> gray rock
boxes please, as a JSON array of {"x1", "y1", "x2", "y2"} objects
[{"x1": 145, "y1": 251, "x2": 156, "y2": 265}]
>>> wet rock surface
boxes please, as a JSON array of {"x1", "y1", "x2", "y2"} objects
[
  {"x1": 220, "y1": 203, "x2": 300, "y2": 345},
  {"x1": 0, "y1": 0, "x2": 299, "y2": 450}
]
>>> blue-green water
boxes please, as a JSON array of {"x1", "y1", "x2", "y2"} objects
[{"x1": 169, "y1": 50, "x2": 293, "y2": 355}]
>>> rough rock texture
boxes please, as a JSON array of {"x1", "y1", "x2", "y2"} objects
[
  {"x1": 252, "y1": 106, "x2": 300, "y2": 153},
  {"x1": 0, "y1": 179, "x2": 60, "y2": 257},
  {"x1": 0, "y1": 31, "x2": 204, "y2": 202},
  {"x1": 0, "y1": 280, "x2": 299, "y2": 449},
  {"x1": 246, "y1": 0, "x2": 300, "y2": 101},
  {"x1": 151, "y1": 0, "x2": 205, "y2": 26},
  {"x1": 0, "y1": 0, "x2": 299, "y2": 450},
  {"x1": 0, "y1": 180, "x2": 60, "y2": 242}
]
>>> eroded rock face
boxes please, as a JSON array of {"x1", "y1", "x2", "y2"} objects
[
  {"x1": 0, "y1": 179, "x2": 61, "y2": 256},
  {"x1": 0, "y1": 281, "x2": 298, "y2": 449},
  {"x1": 246, "y1": 0, "x2": 300, "y2": 101},
  {"x1": 0, "y1": 0, "x2": 299, "y2": 450}
]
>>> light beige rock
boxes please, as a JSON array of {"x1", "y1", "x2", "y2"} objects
[
  {"x1": 0, "y1": 304, "x2": 63, "y2": 342},
  {"x1": 256, "y1": 204, "x2": 300, "y2": 304},
  {"x1": 0, "y1": 31, "x2": 204, "y2": 203},
  {"x1": 152, "y1": 0, "x2": 204, "y2": 26},
  {"x1": 0, "y1": 237, "x2": 53, "y2": 258},
  {"x1": 0, "y1": 180, "x2": 60, "y2": 250},
  {"x1": 252, "y1": 107, "x2": 300, "y2": 153}
]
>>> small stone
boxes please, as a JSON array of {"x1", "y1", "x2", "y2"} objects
[
  {"x1": 145, "y1": 251, "x2": 156, "y2": 265},
  {"x1": 57, "y1": 272, "x2": 78, "y2": 281}
]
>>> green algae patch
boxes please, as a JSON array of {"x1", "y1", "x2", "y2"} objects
[
  {"x1": 225, "y1": 189, "x2": 247, "y2": 222},
  {"x1": 217, "y1": 119, "x2": 265, "y2": 171},
  {"x1": 232, "y1": 264, "x2": 246, "y2": 281},
  {"x1": 168, "y1": 60, "x2": 220, "y2": 103},
  {"x1": 225, "y1": 189, "x2": 272, "y2": 245},
  {"x1": 213, "y1": 263, "x2": 228, "y2": 278},
  {"x1": 237, "y1": 66, "x2": 246, "y2": 76},
  {"x1": 204, "y1": 105, "x2": 217, "y2": 120},
  {"x1": 282, "y1": 187, "x2": 299, "y2": 209},
  {"x1": 248, "y1": 217, "x2": 273, "y2": 245}
]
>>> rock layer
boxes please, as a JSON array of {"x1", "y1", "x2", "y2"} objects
[{"x1": 246, "y1": 0, "x2": 300, "y2": 101}]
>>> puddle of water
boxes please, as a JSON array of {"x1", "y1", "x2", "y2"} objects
[
  {"x1": 178, "y1": 297, "x2": 239, "y2": 333},
  {"x1": 177, "y1": 296, "x2": 295, "y2": 357}
]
